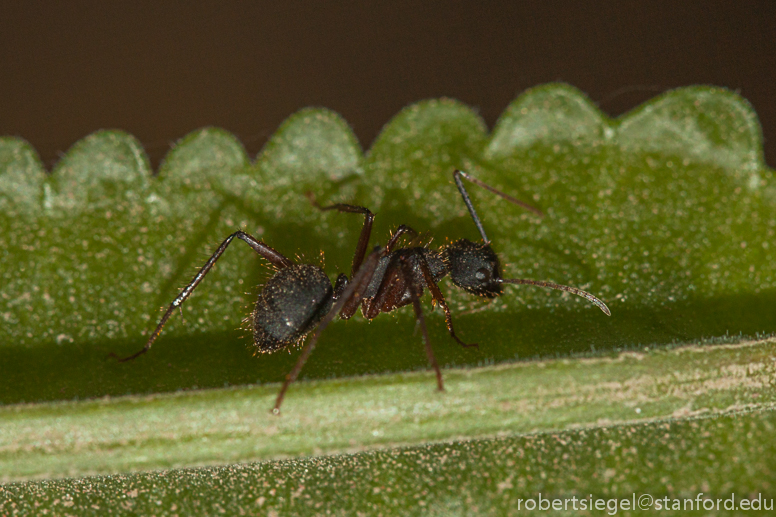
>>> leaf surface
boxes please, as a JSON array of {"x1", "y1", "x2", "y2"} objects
[{"x1": 1, "y1": 85, "x2": 775, "y2": 503}]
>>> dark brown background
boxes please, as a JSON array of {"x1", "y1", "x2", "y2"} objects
[{"x1": 1, "y1": 2, "x2": 774, "y2": 169}]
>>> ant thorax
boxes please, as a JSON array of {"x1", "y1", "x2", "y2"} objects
[{"x1": 362, "y1": 247, "x2": 448, "y2": 302}]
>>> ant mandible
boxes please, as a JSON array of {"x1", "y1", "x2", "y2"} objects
[{"x1": 114, "y1": 170, "x2": 610, "y2": 414}]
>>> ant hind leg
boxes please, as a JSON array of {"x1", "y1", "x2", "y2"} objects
[
  {"x1": 400, "y1": 257, "x2": 445, "y2": 391},
  {"x1": 112, "y1": 231, "x2": 292, "y2": 362}
]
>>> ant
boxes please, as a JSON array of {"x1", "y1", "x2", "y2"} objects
[{"x1": 114, "y1": 170, "x2": 610, "y2": 414}]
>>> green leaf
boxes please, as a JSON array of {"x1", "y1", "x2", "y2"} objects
[
  {"x1": 2, "y1": 340, "x2": 776, "y2": 510},
  {"x1": 10, "y1": 405, "x2": 776, "y2": 515},
  {"x1": 365, "y1": 98, "x2": 488, "y2": 222},
  {"x1": 6, "y1": 410, "x2": 776, "y2": 514},
  {"x1": 47, "y1": 130, "x2": 151, "y2": 215},
  {"x1": 2, "y1": 85, "x2": 775, "y2": 503},
  {"x1": 0, "y1": 137, "x2": 46, "y2": 219},
  {"x1": 0, "y1": 84, "x2": 774, "y2": 405}
]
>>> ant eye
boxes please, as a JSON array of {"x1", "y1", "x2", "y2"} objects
[{"x1": 475, "y1": 268, "x2": 490, "y2": 282}]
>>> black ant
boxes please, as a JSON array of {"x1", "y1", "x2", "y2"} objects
[{"x1": 114, "y1": 170, "x2": 610, "y2": 413}]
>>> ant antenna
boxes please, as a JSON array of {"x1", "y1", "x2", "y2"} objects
[
  {"x1": 453, "y1": 170, "x2": 543, "y2": 244},
  {"x1": 498, "y1": 278, "x2": 611, "y2": 315}
]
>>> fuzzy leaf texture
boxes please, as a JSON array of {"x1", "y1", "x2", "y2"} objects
[
  {"x1": 3, "y1": 84, "x2": 776, "y2": 513},
  {"x1": 0, "y1": 83, "x2": 773, "y2": 404}
]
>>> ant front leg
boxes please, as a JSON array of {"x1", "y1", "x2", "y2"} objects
[
  {"x1": 113, "y1": 231, "x2": 292, "y2": 362},
  {"x1": 416, "y1": 255, "x2": 479, "y2": 349}
]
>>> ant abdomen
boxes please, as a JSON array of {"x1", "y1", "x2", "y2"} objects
[{"x1": 252, "y1": 264, "x2": 333, "y2": 353}]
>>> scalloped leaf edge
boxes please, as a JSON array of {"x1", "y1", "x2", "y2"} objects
[{"x1": 0, "y1": 83, "x2": 768, "y2": 220}]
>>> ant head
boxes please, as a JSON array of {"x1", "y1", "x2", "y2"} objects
[{"x1": 442, "y1": 239, "x2": 503, "y2": 298}]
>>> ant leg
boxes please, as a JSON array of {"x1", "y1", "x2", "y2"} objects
[
  {"x1": 453, "y1": 169, "x2": 543, "y2": 243},
  {"x1": 417, "y1": 256, "x2": 479, "y2": 349},
  {"x1": 400, "y1": 258, "x2": 444, "y2": 391},
  {"x1": 386, "y1": 224, "x2": 418, "y2": 253},
  {"x1": 273, "y1": 245, "x2": 385, "y2": 414},
  {"x1": 333, "y1": 273, "x2": 349, "y2": 299},
  {"x1": 306, "y1": 192, "x2": 373, "y2": 278},
  {"x1": 113, "y1": 231, "x2": 292, "y2": 362}
]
